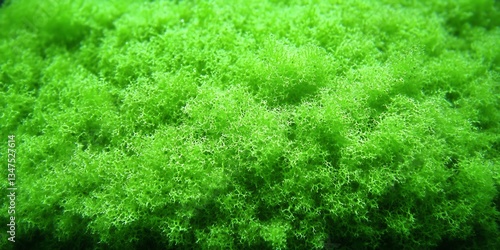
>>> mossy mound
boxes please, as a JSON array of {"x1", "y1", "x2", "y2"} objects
[{"x1": 0, "y1": 0, "x2": 499, "y2": 249}]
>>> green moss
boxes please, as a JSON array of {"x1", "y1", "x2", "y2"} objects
[{"x1": 1, "y1": 0, "x2": 499, "y2": 249}]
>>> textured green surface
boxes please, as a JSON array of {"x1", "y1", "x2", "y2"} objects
[{"x1": 0, "y1": 0, "x2": 499, "y2": 249}]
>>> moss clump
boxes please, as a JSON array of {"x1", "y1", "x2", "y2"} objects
[{"x1": 0, "y1": 0, "x2": 499, "y2": 249}]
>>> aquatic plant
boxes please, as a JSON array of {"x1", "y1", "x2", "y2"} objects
[{"x1": 0, "y1": 0, "x2": 499, "y2": 249}]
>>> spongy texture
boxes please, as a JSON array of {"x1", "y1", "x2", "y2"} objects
[{"x1": 0, "y1": 0, "x2": 499, "y2": 249}]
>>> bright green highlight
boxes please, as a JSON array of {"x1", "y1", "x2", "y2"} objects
[{"x1": 0, "y1": 0, "x2": 499, "y2": 249}]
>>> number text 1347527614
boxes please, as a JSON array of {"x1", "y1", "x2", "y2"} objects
[{"x1": 7, "y1": 135, "x2": 16, "y2": 243}]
